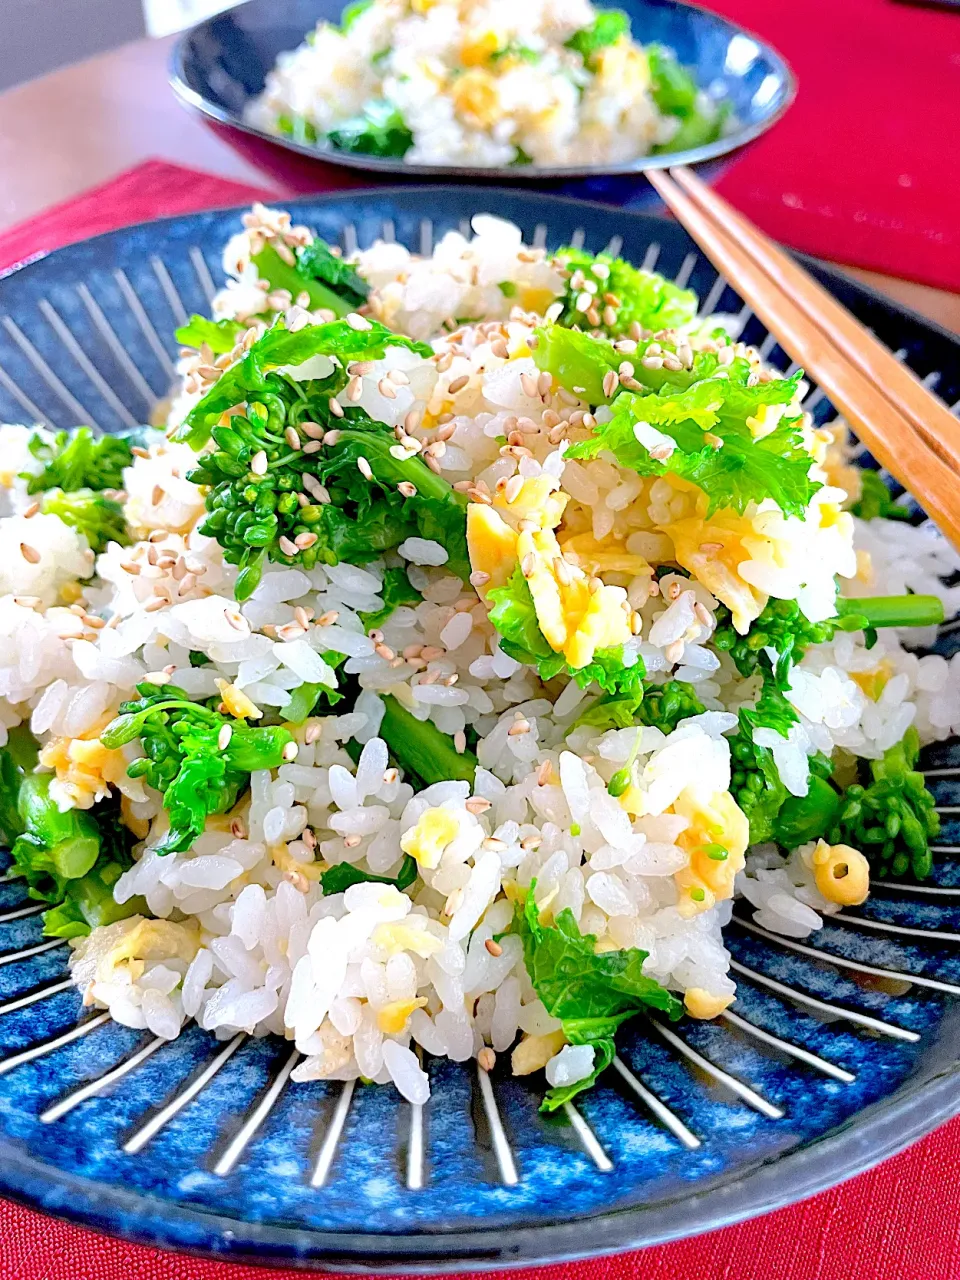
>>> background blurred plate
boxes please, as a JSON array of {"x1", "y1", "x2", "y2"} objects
[
  {"x1": 169, "y1": 0, "x2": 795, "y2": 203},
  {"x1": 0, "y1": 189, "x2": 959, "y2": 1273}
]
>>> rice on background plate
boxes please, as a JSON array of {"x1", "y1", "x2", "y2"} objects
[
  {"x1": 246, "y1": 0, "x2": 729, "y2": 169},
  {"x1": 0, "y1": 202, "x2": 954, "y2": 1111}
]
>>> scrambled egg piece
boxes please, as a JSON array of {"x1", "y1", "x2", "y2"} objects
[
  {"x1": 452, "y1": 68, "x2": 501, "y2": 128},
  {"x1": 673, "y1": 787, "x2": 749, "y2": 917},
  {"x1": 808, "y1": 839, "x2": 870, "y2": 906},
  {"x1": 518, "y1": 524, "x2": 632, "y2": 668},
  {"x1": 400, "y1": 807, "x2": 460, "y2": 870},
  {"x1": 40, "y1": 716, "x2": 134, "y2": 811},
  {"x1": 662, "y1": 508, "x2": 767, "y2": 635},
  {"x1": 684, "y1": 988, "x2": 734, "y2": 1019},
  {"x1": 460, "y1": 30, "x2": 500, "y2": 66},
  {"x1": 372, "y1": 921, "x2": 444, "y2": 960},
  {"x1": 511, "y1": 1030, "x2": 566, "y2": 1076},
  {"x1": 849, "y1": 659, "x2": 894, "y2": 702},
  {"x1": 73, "y1": 916, "x2": 200, "y2": 993},
  {"x1": 377, "y1": 997, "x2": 429, "y2": 1034},
  {"x1": 559, "y1": 531, "x2": 652, "y2": 579},
  {"x1": 215, "y1": 678, "x2": 262, "y2": 720},
  {"x1": 467, "y1": 503, "x2": 518, "y2": 598},
  {"x1": 594, "y1": 41, "x2": 651, "y2": 94},
  {"x1": 492, "y1": 475, "x2": 567, "y2": 532}
]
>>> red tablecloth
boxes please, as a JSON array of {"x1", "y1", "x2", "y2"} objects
[{"x1": 0, "y1": 96, "x2": 956, "y2": 1277}]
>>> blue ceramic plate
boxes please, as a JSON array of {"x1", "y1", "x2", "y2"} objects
[
  {"x1": 169, "y1": 0, "x2": 795, "y2": 202},
  {"x1": 0, "y1": 189, "x2": 959, "y2": 1273}
]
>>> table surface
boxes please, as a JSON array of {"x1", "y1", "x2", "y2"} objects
[{"x1": 0, "y1": 33, "x2": 958, "y2": 336}]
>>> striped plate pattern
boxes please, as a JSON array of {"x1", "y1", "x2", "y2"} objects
[{"x1": 0, "y1": 189, "x2": 959, "y2": 1271}]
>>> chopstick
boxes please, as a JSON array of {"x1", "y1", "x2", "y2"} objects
[{"x1": 646, "y1": 167, "x2": 960, "y2": 553}]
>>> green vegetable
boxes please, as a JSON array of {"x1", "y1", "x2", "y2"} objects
[
  {"x1": 576, "y1": 676, "x2": 706, "y2": 736},
  {"x1": 251, "y1": 243, "x2": 354, "y2": 318},
  {"x1": 487, "y1": 566, "x2": 645, "y2": 697},
  {"x1": 359, "y1": 567, "x2": 423, "y2": 631},
  {"x1": 22, "y1": 427, "x2": 134, "y2": 495},
  {"x1": 565, "y1": 9, "x2": 630, "y2": 65},
  {"x1": 378, "y1": 694, "x2": 477, "y2": 787},
  {"x1": 514, "y1": 882, "x2": 683, "y2": 1111},
  {"x1": 40, "y1": 488, "x2": 129, "y2": 554},
  {"x1": 769, "y1": 728, "x2": 939, "y2": 879},
  {"x1": 9, "y1": 782, "x2": 144, "y2": 939},
  {"x1": 566, "y1": 364, "x2": 819, "y2": 519},
  {"x1": 728, "y1": 679, "x2": 800, "y2": 844},
  {"x1": 174, "y1": 315, "x2": 245, "y2": 354},
  {"x1": 327, "y1": 100, "x2": 414, "y2": 158},
  {"x1": 296, "y1": 240, "x2": 369, "y2": 309},
  {"x1": 715, "y1": 594, "x2": 945, "y2": 689},
  {"x1": 648, "y1": 44, "x2": 727, "y2": 153},
  {"x1": 0, "y1": 726, "x2": 39, "y2": 846},
  {"x1": 490, "y1": 43, "x2": 540, "y2": 65},
  {"x1": 851, "y1": 470, "x2": 912, "y2": 521},
  {"x1": 276, "y1": 113, "x2": 318, "y2": 145},
  {"x1": 100, "y1": 683, "x2": 294, "y2": 856},
  {"x1": 172, "y1": 317, "x2": 431, "y2": 450},
  {"x1": 320, "y1": 854, "x2": 418, "y2": 896},
  {"x1": 550, "y1": 247, "x2": 698, "y2": 339},
  {"x1": 340, "y1": 0, "x2": 374, "y2": 30},
  {"x1": 531, "y1": 325, "x2": 623, "y2": 406}
]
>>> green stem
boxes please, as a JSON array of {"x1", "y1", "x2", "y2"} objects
[
  {"x1": 17, "y1": 774, "x2": 101, "y2": 881},
  {"x1": 379, "y1": 695, "x2": 477, "y2": 787},
  {"x1": 837, "y1": 594, "x2": 944, "y2": 630},
  {"x1": 252, "y1": 246, "x2": 351, "y2": 318}
]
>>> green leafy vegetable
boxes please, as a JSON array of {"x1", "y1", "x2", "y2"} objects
[
  {"x1": 514, "y1": 882, "x2": 682, "y2": 1111},
  {"x1": 487, "y1": 567, "x2": 644, "y2": 695},
  {"x1": 282, "y1": 654, "x2": 348, "y2": 723},
  {"x1": 359, "y1": 567, "x2": 423, "y2": 631},
  {"x1": 251, "y1": 244, "x2": 354, "y2": 318},
  {"x1": 531, "y1": 325, "x2": 623, "y2": 406},
  {"x1": 22, "y1": 427, "x2": 134, "y2": 495},
  {"x1": 378, "y1": 694, "x2": 477, "y2": 787},
  {"x1": 100, "y1": 683, "x2": 294, "y2": 856},
  {"x1": 851, "y1": 469, "x2": 912, "y2": 521},
  {"x1": 648, "y1": 44, "x2": 727, "y2": 153},
  {"x1": 40, "y1": 488, "x2": 129, "y2": 554},
  {"x1": 297, "y1": 240, "x2": 369, "y2": 309},
  {"x1": 564, "y1": 9, "x2": 631, "y2": 64},
  {"x1": 172, "y1": 317, "x2": 431, "y2": 450},
  {"x1": 490, "y1": 42, "x2": 540, "y2": 64},
  {"x1": 174, "y1": 315, "x2": 245, "y2": 354},
  {"x1": 340, "y1": 0, "x2": 374, "y2": 30},
  {"x1": 0, "y1": 725, "x2": 39, "y2": 846},
  {"x1": 320, "y1": 853, "x2": 418, "y2": 896},
  {"x1": 327, "y1": 100, "x2": 413, "y2": 158},
  {"x1": 550, "y1": 246, "x2": 698, "y2": 339},
  {"x1": 276, "y1": 113, "x2": 319, "y2": 145},
  {"x1": 566, "y1": 362, "x2": 818, "y2": 518}
]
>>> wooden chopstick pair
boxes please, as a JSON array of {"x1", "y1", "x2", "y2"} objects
[{"x1": 646, "y1": 166, "x2": 960, "y2": 553}]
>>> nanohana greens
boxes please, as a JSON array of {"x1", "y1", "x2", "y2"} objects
[{"x1": 0, "y1": 198, "x2": 951, "y2": 1116}]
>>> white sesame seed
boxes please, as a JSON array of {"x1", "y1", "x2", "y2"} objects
[{"x1": 250, "y1": 451, "x2": 268, "y2": 475}]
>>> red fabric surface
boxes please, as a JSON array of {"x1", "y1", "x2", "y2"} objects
[
  {"x1": 0, "y1": 139, "x2": 956, "y2": 1276},
  {"x1": 710, "y1": 0, "x2": 960, "y2": 290}
]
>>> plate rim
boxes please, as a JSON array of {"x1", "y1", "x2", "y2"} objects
[
  {"x1": 167, "y1": 0, "x2": 798, "y2": 181},
  {"x1": 0, "y1": 186, "x2": 958, "y2": 1271}
]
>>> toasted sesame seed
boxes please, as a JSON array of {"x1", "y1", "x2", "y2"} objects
[
  {"x1": 345, "y1": 312, "x2": 372, "y2": 331},
  {"x1": 346, "y1": 375, "x2": 363, "y2": 402},
  {"x1": 302, "y1": 440, "x2": 322, "y2": 454},
  {"x1": 375, "y1": 642, "x2": 396, "y2": 660},
  {"x1": 250, "y1": 451, "x2": 268, "y2": 475},
  {"x1": 504, "y1": 474, "x2": 524, "y2": 504},
  {"x1": 304, "y1": 724, "x2": 323, "y2": 744},
  {"x1": 83, "y1": 614, "x2": 106, "y2": 630},
  {"x1": 447, "y1": 373, "x2": 470, "y2": 395},
  {"x1": 424, "y1": 454, "x2": 442, "y2": 474},
  {"x1": 403, "y1": 408, "x2": 423, "y2": 433},
  {"x1": 397, "y1": 480, "x2": 418, "y2": 499},
  {"x1": 484, "y1": 938, "x2": 503, "y2": 957},
  {"x1": 316, "y1": 610, "x2": 339, "y2": 626},
  {"x1": 282, "y1": 741, "x2": 299, "y2": 762},
  {"x1": 378, "y1": 377, "x2": 397, "y2": 399},
  {"x1": 649, "y1": 443, "x2": 675, "y2": 462},
  {"x1": 278, "y1": 535, "x2": 299, "y2": 556},
  {"x1": 224, "y1": 608, "x2": 247, "y2": 631},
  {"x1": 444, "y1": 888, "x2": 464, "y2": 917},
  {"x1": 465, "y1": 797, "x2": 492, "y2": 815},
  {"x1": 144, "y1": 597, "x2": 166, "y2": 612},
  {"x1": 508, "y1": 719, "x2": 531, "y2": 736},
  {"x1": 603, "y1": 306, "x2": 618, "y2": 328},
  {"x1": 602, "y1": 370, "x2": 618, "y2": 398},
  {"x1": 21, "y1": 501, "x2": 39, "y2": 519},
  {"x1": 283, "y1": 425, "x2": 300, "y2": 450},
  {"x1": 218, "y1": 724, "x2": 233, "y2": 751},
  {"x1": 357, "y1": 456, "x2": 373, "y2": 481},
  {"x1": 144, "y1": 669, "x2": 170, "y2": 684},
  {"x1": 19, "y1": 542, "x2": 40, "y2": 564},
  {"x1": 295, "y1": 531, "x2": 318, "y2": 549},
  {"x1": 469, "y1": 570, "x2": 491, "y2": 587},
  {"x1": 294, "y1": 606, "x2": 313, "y2": 628},
  {"x1": 383, "y1": 768, "x2": 399, "y2": 785}
]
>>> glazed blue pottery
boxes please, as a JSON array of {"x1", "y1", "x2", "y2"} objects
[
  {"x1": 169, "y1": 0, "x2": 795, "y2": 209},
  {"x1": 0, "y1": 189, "x2": 959, "y2": 1272}
]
